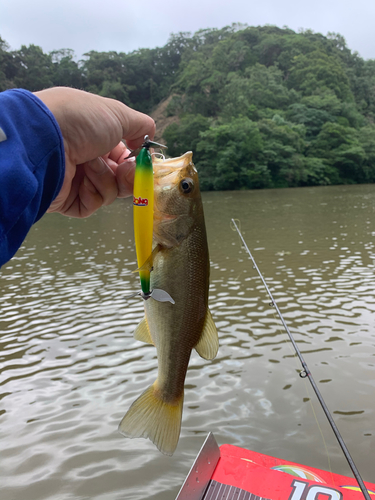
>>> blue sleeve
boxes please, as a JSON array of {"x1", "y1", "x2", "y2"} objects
[{"x1": 0, "y1": 89, "x2": 65, "y2": 267}]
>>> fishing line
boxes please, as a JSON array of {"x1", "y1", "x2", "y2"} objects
[
  {"x1": 231, "y1": 219, "x2": 371, "y2": 500},
  {"x1": 151, "y1": 152, "x2": 166, "y2": 161},
  {"x1": 231, "y1": 220, "x2": 335, "y2": 483},
  {"x1": 301, "y1": 370, "x2": 335, "y2": 486},
  {"x1": 259, "y1": 272, "x2": 335, "y2": 482},
  {"x1": 252, "y1": 262, "x2": 335, "y2": 482}
]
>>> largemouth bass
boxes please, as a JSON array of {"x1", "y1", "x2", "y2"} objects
[{"x1": 119, "y1": 151, "x2": 219, "y2": 456}]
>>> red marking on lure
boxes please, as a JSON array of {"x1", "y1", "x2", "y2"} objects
[{"x1": 133, "y1": 196, "x2": 149, "y2": 207}]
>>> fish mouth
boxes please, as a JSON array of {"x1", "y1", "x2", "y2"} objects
[
  {"x1": 153, "y1": 151, "x2": 196, "y2": 189},
  {"x1": 153, "y1": 151, "x2": 198, "y2": 210}
]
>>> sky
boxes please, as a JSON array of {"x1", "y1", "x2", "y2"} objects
[{"x1": 1, "y1": 0, "x2": 375, "y2": 60}]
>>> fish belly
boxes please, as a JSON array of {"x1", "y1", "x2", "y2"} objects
[{"x1": 146, "y1": 225, "x2": 209, "y2": 403}]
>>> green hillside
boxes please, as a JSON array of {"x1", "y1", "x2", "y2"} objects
[{"x1": 2, "y1": 24, "x2": 375, "y2": 190}]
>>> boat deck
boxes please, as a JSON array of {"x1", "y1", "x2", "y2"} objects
[{"x1": 176, "y1": 434, "x2": 375, "y2": 500}]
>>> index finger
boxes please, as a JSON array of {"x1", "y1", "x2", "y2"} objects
[{"x1": 108, "y1": 142, "x2": 128, "y2": 163}]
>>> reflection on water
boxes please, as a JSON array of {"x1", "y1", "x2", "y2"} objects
[{"x1": 1, "y1": 184, "x2": 375, "y2": 499}]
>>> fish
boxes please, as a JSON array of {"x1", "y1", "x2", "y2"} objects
[{"x1": 119, "y1": 151, "x2": 219, "y2": 456}]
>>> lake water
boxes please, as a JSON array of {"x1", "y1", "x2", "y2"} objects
[{"x1": 1, "y1": 184, "x2": 375, "y2": 499}]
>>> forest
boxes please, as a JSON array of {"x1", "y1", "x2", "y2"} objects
[{"x1": 2, "y1": 24, "x2": 375, "y2": 190}]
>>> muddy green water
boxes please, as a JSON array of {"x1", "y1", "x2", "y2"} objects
[{"x1": 1, "y1": 184, "x2": 375, "y2": 499}]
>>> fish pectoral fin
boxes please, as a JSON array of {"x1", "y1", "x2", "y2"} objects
[
  {"x1": 194, "y1": 308, "x2": 219, "y2": 360},
  {"x1": 134, "y1": 317, "x2": 154, "y2": 345},
  {"x1": 132, "y1": 245, "x2": 160, "y2": 274},
  {"x1": 118, "y1": 382, "x2": 184, "y2": 456}
]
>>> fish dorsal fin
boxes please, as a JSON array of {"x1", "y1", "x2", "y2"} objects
[
  {"x1": 132, "y1": 245, "x2": 160, "y2": 274},
  {"x1": 194, "y1": 309, "x2": 219, "y2": 360},
  {"x1": 134, "y1": 317, "x2": 154, "y2": 345}
]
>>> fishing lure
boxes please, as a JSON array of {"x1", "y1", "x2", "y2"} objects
[{"x1": 128, "y1": 136, "x2": 174, "y2": 304}]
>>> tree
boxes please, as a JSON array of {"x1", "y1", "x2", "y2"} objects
[
  {"x1": 196, "y1": 116, "x2": 268, "y2": 190},
  {"x1": 2, "y1": 24, "x2": 375, "y2": 191},
  {"x1": 50, "y1": 49, "x2": 82, "y2": 88},
  {"x1": 80, "y1": 51, "x2": 132, "y2": 104},
  {"x1": 288, "y1": 49, "x2": 353, "y2": 101},
  {"x1": 0, "y1": 37, "x2": 18, "y2": 90},
  {"x1": 13, "y1": 44, "x2": 53, "y2": 91},
  {"x1": 286, "y1": 103, "x2": 336, "y2": 138},
  {"x1": 173, "y1": 52, "x2": 222, "y2": 116},
  {"x1": 258, "y1": 115, "x2": 308, "y2": 187},
  {"x1": 308, "y1": 122, "x2": 366, "y2": 183},
  {"x1": 163, "y1": 114, "x2": 210, "y2": 159},
  {"x1": 219, "y1": 64, "x2": 295, "y2": 119},
  {"x1": 357, "y1": 125, "x2": 375, "y2": 182}
]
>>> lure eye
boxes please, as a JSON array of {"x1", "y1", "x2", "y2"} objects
[{"x1": 180, "y1": 178, "x2": 194, "y2": 194}]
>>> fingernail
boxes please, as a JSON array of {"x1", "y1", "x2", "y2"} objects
[{"x1": 121, "y1": 156, "x2": 136, "y2": 164}]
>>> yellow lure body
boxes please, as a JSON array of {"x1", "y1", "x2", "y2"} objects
[{"x1": 133, "y1": 147, "x2": 154, "y2": 295}]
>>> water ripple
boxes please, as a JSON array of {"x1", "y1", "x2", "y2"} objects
[{"x1": 1, "y1": 187, "x2": 375, "y2": 499}]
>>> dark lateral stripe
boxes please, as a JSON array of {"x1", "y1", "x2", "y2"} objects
[{"x1": 203, "y1": 480, "x2": 272, "y2": 500}]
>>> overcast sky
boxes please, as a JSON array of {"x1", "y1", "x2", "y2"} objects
[{"x1": 2, "y1": 0, "x2": 375, "y2": 60}]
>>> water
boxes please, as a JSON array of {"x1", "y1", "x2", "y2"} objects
[{"x1": 1, "y1": 184, "x2": 375, "y2": 499}]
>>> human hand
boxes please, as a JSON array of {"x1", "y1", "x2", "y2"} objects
[{"x1": 34, "y1": 87, "x2": 155, "y2": 217}]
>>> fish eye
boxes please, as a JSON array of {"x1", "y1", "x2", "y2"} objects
[{"x1": 180, "y1": 178, "x2": 194, "y2": 194}]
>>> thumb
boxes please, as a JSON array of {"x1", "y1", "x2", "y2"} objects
[{"x1": 103, "y1": 97, "x2": 156, "y2": 151}]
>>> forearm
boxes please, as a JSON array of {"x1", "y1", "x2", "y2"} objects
[{"x1": 0, "y1": 89, "x2": 65, "y2": 267}]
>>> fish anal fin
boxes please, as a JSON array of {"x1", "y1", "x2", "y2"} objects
[
  {"x1": 194, "y1": 309, "x2": 219, "y2": 360},
  {"x1": 118, "y1": 382, "x2": 183, "y2": 456},
  {"x1": 132, "y1": 245, "x2": 160, "y2": 274},
  {"x1": 134, "y1": 317, "x2": 154, "y2": 345}
]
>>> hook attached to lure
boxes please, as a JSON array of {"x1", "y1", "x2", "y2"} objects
[
  {"x1": 130, "y1": 135, "x2": 175, "y2": 304},
  {"x1": 125, "y1": 135, "x2": 167, "y2": 160}
]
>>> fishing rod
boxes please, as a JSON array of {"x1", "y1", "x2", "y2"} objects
[{"x1": 231, "y1": 219, "x2": 371, "y2": 500}]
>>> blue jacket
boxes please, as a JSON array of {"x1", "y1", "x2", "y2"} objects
[{"x1": 0, "y1": 89, "x2": 65, "y2": 267}]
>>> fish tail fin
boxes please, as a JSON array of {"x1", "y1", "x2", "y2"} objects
[{"x1": 118, "y1": 382, "x2": 183, "y2": 456}]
